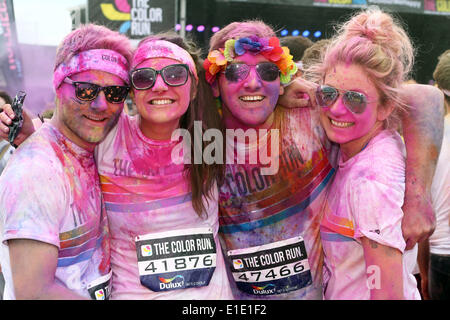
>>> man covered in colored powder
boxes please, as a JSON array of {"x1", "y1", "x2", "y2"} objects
[
  {"x1": 204, "y1": 20, "x2": 444, "y2": 299},
  {"x1": 0, "y1": 24, "x2": 133, "y2": 299}
]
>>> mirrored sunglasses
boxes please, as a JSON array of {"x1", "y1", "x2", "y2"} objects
[
  {"x1": 315, "y1": 85, "x2": 368, "y2": 114},
  {"x1": 224, "y1": 62, "x2": 280, "y2": 83},
  {"x1": 64, "y1": 78, "x2": 129, "y2": 104}
]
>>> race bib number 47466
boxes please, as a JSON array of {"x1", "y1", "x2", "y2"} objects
[
  {"x1": 135, "y1": 228, "x2": 216, "y2": 292},
  {"x1": 227, "y1": 236, "x2": 312, "y2": 295}
]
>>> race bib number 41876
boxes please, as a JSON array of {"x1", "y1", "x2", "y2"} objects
[
  {"x1": 135, "y1": 228, "x2": 217, "y2": 292},
  {"x1": 227, "y1": 236, "x2": 312, "y2": 295}
]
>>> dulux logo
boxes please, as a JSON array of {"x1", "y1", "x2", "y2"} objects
[
  {"x1": 252, "y1": 284, "x2": 276, "y2": 295},
  {"x1": 158, "y1": 275, "x2": 185, "y2": 290}
]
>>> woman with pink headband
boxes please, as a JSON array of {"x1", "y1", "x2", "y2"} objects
[{"x1": 93, "y1": 33, "x2": 232, "y2": 299}]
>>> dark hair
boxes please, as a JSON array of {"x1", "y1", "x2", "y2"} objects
[
  {"x1": 280, "y1": 36, "x2": 314, "y2": 62},
  {"x1": 0, "y1": 90, "x2": 13, "y2": 105},
  {"x1": 136, "y1": 32, "x2": 225, "y2": 218}
]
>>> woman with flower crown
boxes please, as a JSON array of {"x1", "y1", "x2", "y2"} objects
[{"x1": 204, "y1": 20, "x2": 333, "y2": 300}]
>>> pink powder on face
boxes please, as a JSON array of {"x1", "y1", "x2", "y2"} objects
[
  {"x1": 319, "y1": 64, "x2": 382, "y2": 159},
  {"x1": 131, "y1": 57, "x2": 192, "y2": 140},
  {"x1": 219, "y1": 52, "x2": 282, "y2": 129}
]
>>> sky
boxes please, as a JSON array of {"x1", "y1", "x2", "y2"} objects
[{"x1": 13, "y1": 0, "x2": 87, "y2": 46}]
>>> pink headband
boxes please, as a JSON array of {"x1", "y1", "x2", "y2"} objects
[
  {"x1": 131, "y1": 40, "x2": 198, "y2": 83},
  {"x1": 53, "y1": 49, "x2": 130, "y2": 89}
]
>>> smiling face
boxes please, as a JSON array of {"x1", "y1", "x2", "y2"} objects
[
  {"x1": 320, "y1": 63, "x2": 390, "y2": 159},
  {"x1": 132, "y1": 57, "x2": 193, "y2": 138},
  {"x1": 54, "y1": 69, "x2": 125, "y2": 151},
  {"x1": 214, "y1": 52, "x2": 284, "y2": 129}
]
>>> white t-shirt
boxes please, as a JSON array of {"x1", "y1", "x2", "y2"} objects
[
  {"x1": 320, "y1": 130, "x2": 420, "y2": 300},
  {"x1": 430, "y1": 114, "x2": 450, "y2": 255},
  {"x1": 0, "y1": 123, "x2": 111, "y2": 300},
  {"x1": 95, "y1": 113, "x2": 233, "y2": 300}
]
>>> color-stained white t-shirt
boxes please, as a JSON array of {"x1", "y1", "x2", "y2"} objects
[
  {"x1": 320, "y1": 130, "x2": 420, "y2": 300},
  {"x1": 218, "y1": 106, "x2": 336, "y2": 300},
  {"x1": 95, "y1": 113, "x2": 233, "y2": 300},
  {"x1": 0, "y1": 123, "x2": 111, "y2": 300}
]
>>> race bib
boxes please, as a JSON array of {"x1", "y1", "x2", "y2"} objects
[
  {"x1": 135, "y1": 227, "x2": 217, "y2": 292},
  {"x1": 87, "y1": 270, "x2": 112, "y2": 300},
  {"x1": 227, "y1": 236, "x2": 312, "y2": 295}
]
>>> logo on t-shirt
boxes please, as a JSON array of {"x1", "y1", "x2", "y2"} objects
[
  {"x1": 158, "y1": 275, "x2": 185, "y2": 290},
  {"x1": 233, "y1": 259, "x2": 244, "y2": 269},
  {"x1": 95, "y1": 289, "x2": 105, "y2": 300},
  {"x1": 252, "y1": 284, "x2": 276, "y2": 295},
  {"x1": 141, "y1": 245, "x2": 153, "y2": 257}
]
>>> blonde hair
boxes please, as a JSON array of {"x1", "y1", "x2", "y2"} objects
[{"x1": 312, "y1": 7, "x2": 415, "y2": 129}]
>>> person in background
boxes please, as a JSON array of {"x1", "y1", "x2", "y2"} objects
[
  {"x1": 0, "y1": 24, "x2": 133, "y2": 299},
  {"x1": 418, "y1": 49, "x2": 450, "y2": 300},
  {"x1": 301, "y1": 39, "x2": 331, "y2": 82},
  {"x1": 280, "y1": 35, "x2": 314, "y2": 78}
]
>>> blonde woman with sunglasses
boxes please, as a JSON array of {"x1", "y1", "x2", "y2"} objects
[{"x1": 313, "y1": 7, "x2": 439, "y2": 299}]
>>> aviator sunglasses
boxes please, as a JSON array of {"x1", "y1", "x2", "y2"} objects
[
  {"x1": 64, "y1": 78, "x2": 129, "y2": 104},
  {"x1": 130, "y1": 64, "x2": 189, "y2": 90},
  {"x1": 315, "y1": 85, "x2": 369, "y2": 114},
  {"x1": 223, "y1": 62, "x2": 280, "y2": 83}
]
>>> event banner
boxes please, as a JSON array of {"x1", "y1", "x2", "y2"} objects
[
  {"x1": 88, "y1": 0, "x2": 176, "y2": 39},
  {"x1": 0, "y1": 0, "x2": 24, "y2": 94},
  {"x1": 216, "y1": 0, "x2": 450, "y2": 15}
]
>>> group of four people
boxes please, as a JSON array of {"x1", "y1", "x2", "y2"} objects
[{"x1": 0, "y1": 7, "x2": 445, "y2": 300}]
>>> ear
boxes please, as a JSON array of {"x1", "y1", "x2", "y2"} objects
[
  {"x1": 211, "y1": 79, "x2": 220, "y2": 98},
  {"x1": 279, "y1": 84, "x2": 285, "y2": 96},
  {"x1": 377, "y1": 99, "x2": 395, "y2": 121}
]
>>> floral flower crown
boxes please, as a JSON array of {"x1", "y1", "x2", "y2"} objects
[{"x1": 204, "y1": 36, "x2": 298, "y2": 85}]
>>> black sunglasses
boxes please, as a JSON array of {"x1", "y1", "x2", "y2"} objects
[
  {"x1": 64, "y1": 78, "x2": 129, "y2": 104},
  {"x1": 223, "y1": 62, "x2": 280, "y2": 83},
  {"x1": 130, "y1": 64, "x2": 190, "y2": 90},
  {"x1": 315, "y1": 85, "x2": 369, "y2": 114}
]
